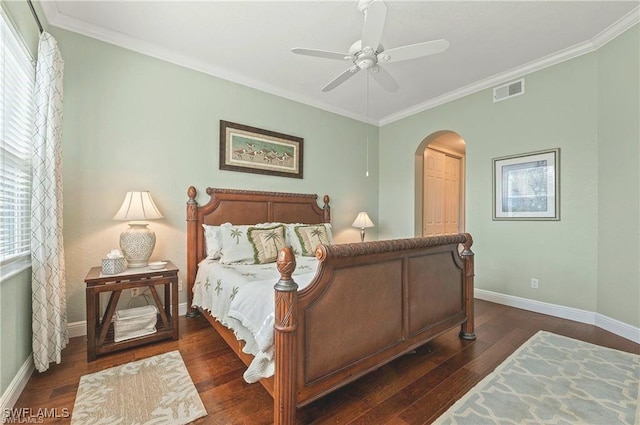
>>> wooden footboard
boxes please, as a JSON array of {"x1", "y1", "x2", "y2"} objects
[{"x1": 274, "y1": 234, "x2": 475, "y2": 424}]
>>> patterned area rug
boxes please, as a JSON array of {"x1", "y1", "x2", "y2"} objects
[
  {"x1": 434, "y1": 331, "x2": 640, "y2": 424},
  {"x1": 71, "y1": 351, "x2": 207, "y2": 425}
]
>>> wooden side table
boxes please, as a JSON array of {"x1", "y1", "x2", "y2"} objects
[{"x1": 84, "y1": 261, "x2": 179, "y2": 362}]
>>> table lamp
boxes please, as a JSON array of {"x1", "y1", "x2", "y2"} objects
[
  {"x1": 113, "y1": 191, "x2": 163, "y2": 267},
  {"x1": 352, "y1": 211, "x2": 375, "y2": 242}
]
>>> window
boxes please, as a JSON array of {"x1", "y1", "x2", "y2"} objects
[{"x1": 0, "y1": 11, "x2": 35, "y2": 270}]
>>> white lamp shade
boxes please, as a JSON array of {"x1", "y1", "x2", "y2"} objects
[
  {"x1": 113, "y1": 191, "x2": 163, "y2": 221},
  {"x1": 113, "y1": 191, "x2": 163, "y2": 268},
  {"x1": 352, "y1": 212, "x2": 375, "y2": 228}
]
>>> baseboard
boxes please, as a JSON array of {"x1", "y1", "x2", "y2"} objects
[
  {"x1": 70, "y1": 297, "x2": 639, "y2": 343},
  {"x1": 67, "y1": 320, "x2": 87, "y2": 339},
  {"x1": 178, "y1": 301, "x2": 187, "y2": 317},
  {"x1": 0, "y1": 355, "x2": 34, "y2": 415},
  {"x1": 68, "y1": 302, "x2": 189, "y2": 338},
  {"x1": 594, "y1": 314, "x2": 640, "y2": 344},
  {"x1": 475, "y1": 289, "x2": 640, "y2": 344}
]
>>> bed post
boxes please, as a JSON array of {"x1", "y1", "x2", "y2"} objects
[
  {"x1": 322, "y1": 195, "x2": 330, "y2": 223},
  {"x1": 274, "y1": 247, "x2": 298, "y2": 425},
  {"x1": 460, "y1": 233, "x2": 476, "y2": 340},
  {"x1": 186, "y1": 186, "x2": 200, "y2": 318}
]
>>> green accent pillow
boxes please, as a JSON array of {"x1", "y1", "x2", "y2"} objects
[
  {"x1": 248, "y1": 225, "x2": 286, "y2": 264},
  {"x1": 295, "y1": 224, "x2": 330, "y2": 256}
]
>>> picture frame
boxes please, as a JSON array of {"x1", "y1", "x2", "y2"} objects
[
  {"x1": 492, "y1": 148, "x2": 560, "y2": 221},
  {"x1": 219, "y1": 120, "x2": 303, "y2": 179}
]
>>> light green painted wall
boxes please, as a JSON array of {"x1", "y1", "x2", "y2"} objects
[
  {"x1": 597, "y1": 26, "x2": 640, "y2": 327},
  {"x1": 0, "y1": 0, "x2": 42, "y2": 397},
  {"x1": 50, "y1": 28, "x2": 379, "y2": 323},
  {"x1": 380, "y1": 53, "x2": 599, "y2": 313},
  {"x1": 0, "y1": 271, "x2": 32, "y2": 394},
  {"x1": 379, "y1": 25, "x2": 640, "y2": 327}
]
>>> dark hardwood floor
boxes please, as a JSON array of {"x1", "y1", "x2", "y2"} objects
[{"x1": 14, "y1": 299, "x2": 640, "y2": 424}]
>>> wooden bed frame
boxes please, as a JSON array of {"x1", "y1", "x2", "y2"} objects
[{"x1": 186, "y1": 186, "x2": 475, "y2": 424}]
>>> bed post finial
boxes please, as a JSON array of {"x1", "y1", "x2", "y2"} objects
[
  {"x1": 460, "y1": 233, "x2": 476, "y2": 340},
  {"x1": 274, "y1": 247, "x2": 298, "y2": 425},
  {"x1": 186, "y1": 186, "x2": 199, "y2": 318},
  {"x1": 276, "y1": 247, "x2": 296, "y2": 282},
  {"x1": 323, "y1": 195, "x2": 331, "y2": 223}
]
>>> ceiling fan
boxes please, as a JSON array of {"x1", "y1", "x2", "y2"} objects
[{"x1": 291, "y1": 0, "x2": 449, "y2": 93}]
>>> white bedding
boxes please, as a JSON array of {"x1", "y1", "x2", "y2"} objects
[{"x1": 192, "y1": 257, "x2": 319, "y2": 383}]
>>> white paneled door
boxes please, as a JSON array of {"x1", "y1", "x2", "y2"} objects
[{"x1": 423, "y1": 148, "x2": 462, "y2": 236}]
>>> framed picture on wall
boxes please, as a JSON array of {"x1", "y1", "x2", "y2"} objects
[
  {"x1": 219, "y1": 120, "x2": 303, "y2": 179},
  {"x1": 492, "y1": 148, "x2": 560, "y2": 220}
]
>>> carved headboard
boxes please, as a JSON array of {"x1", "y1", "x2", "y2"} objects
[{"x1": 185, "y1": 186, "x2": 330, "y2": 312}]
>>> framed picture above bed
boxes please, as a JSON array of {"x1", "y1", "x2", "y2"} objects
[
  {"x1": 492, "y1": 148, "x2": 560, "y2": 221},
  {"x1": 219, "y1": 120, "x2": 303, "y2": 179}
]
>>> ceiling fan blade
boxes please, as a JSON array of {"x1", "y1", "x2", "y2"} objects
[
  {"x1": 370, "y1": 66, "x2": 399, "y2": 92},
  {"x1": 361, "y1": 1, "x2": 387, "y2": 51},
  {"x1": 381, "y1": 39, "x2": 450, "y2": 63},
  {"x1": 322, "y1": 66, "x2": 360, "y2": 92},
  {"x1": 291, "y1": 48, "x2": 349, "y2": 61}
]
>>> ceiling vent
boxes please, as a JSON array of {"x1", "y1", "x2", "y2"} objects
[{"x1": 493, "y1": 78, "x2": 525, "y2": 102}]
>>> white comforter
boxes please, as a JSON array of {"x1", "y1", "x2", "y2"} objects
[{"x1": 192, "y1": 257, "x2": 318, "y2": 382}]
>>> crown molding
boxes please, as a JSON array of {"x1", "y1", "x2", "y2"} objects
[
  {"x1": 592, "y1": 5, "x2": 640, "y2": 49},
  {"x1": 40, "y1": 3, "x2": 373, "y2": 124},
  {"x1": 41, "y1": 3, "x2": 638, "y2": 128},
  {"x1": 379, "y1": 6, "x2": 639, "y2": 126}
]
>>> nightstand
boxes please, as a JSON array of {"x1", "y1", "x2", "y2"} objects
[{"x1": 84, "y1": 261, "x2": 179, "y2": 362}]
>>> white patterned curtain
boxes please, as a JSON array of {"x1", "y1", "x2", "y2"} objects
[{"x1": 31, "y1": 32, "x2": 67, "y2": 373}]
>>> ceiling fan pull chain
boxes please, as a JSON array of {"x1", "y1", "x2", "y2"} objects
[{"x1": 366, "y1": 70, "x2": 370, "y2": 177}]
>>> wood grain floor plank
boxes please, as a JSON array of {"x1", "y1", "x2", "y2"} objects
[{"x1": 12, "y1": 300, "x2": 640, "y2": 424}]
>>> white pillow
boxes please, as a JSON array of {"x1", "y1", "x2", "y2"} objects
[
  {"x1": 219, "y1": 222, "x2": 285, "y2": 264},
  {"x1": 202, "y1": 224, "x2": 222, "y2": 259},
  {"x1": 285, "y1": 223, "x2": 333, "y2": 256}
]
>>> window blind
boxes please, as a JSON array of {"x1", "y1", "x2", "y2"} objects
[{"x1": 0, "y1": 12, "x2": 35, "y2": 265}]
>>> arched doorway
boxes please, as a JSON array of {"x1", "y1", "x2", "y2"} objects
[{"x1": 414, "y1": 131, "x2": 466, "y2": 236}]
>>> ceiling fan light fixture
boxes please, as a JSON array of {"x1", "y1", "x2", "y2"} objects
[
  {"x1": 357, "y1": 56, "x2": 376, "y2": 70},
  {"x1": 291, "y1": 0, "x2": 448, "y2": 92}
]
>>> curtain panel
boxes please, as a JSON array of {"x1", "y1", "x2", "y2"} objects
[{"x1": 31, "y1": 32, "x2": 67, "y2": 373}]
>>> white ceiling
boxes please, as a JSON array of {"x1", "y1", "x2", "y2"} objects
[{"x1": 41, "y1": 1, "x2": 639, "y2": 125}]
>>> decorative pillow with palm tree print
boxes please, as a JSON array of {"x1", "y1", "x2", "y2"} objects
[
  {"x1": 219, "y1": 222, "x2": 282, "y2": 264},
  {"x1": 295, "y1": 225, "x2": 330, "y2": 256},
  {"x1": 248, "y1": 225, "x2": 286, "y2": 264},
  {"x1": 285, "y1": 223, "x2": 333, "y2": 256}
]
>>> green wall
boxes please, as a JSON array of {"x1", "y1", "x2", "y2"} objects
[
  {"x1": 596, "y1": 27, "x2": 640, "y2": 327},
  {"x1": 0, "y1": 272, "x2": 32, "y2": 395},
  {"x1": 50, "y1": 27, "x2": 379, "y2": 324},
  {"x1": 379, "y1": 25, "x2": 639, "y2": 327},
  {"x1": 0, "y1": 0, "x2": 43, "y2": 397}
]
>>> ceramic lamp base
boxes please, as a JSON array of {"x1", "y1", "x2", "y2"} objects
[{"x1": 120, "y1": 223, "x2": 156, "y2": 268}]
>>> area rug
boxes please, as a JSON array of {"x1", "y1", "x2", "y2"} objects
[
  {"x1": 71, "y1": 350, "x2": 207, "y2": 425},
  {"x1": 434, "y1": 331, "x2": 640, "y2": 424}
]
